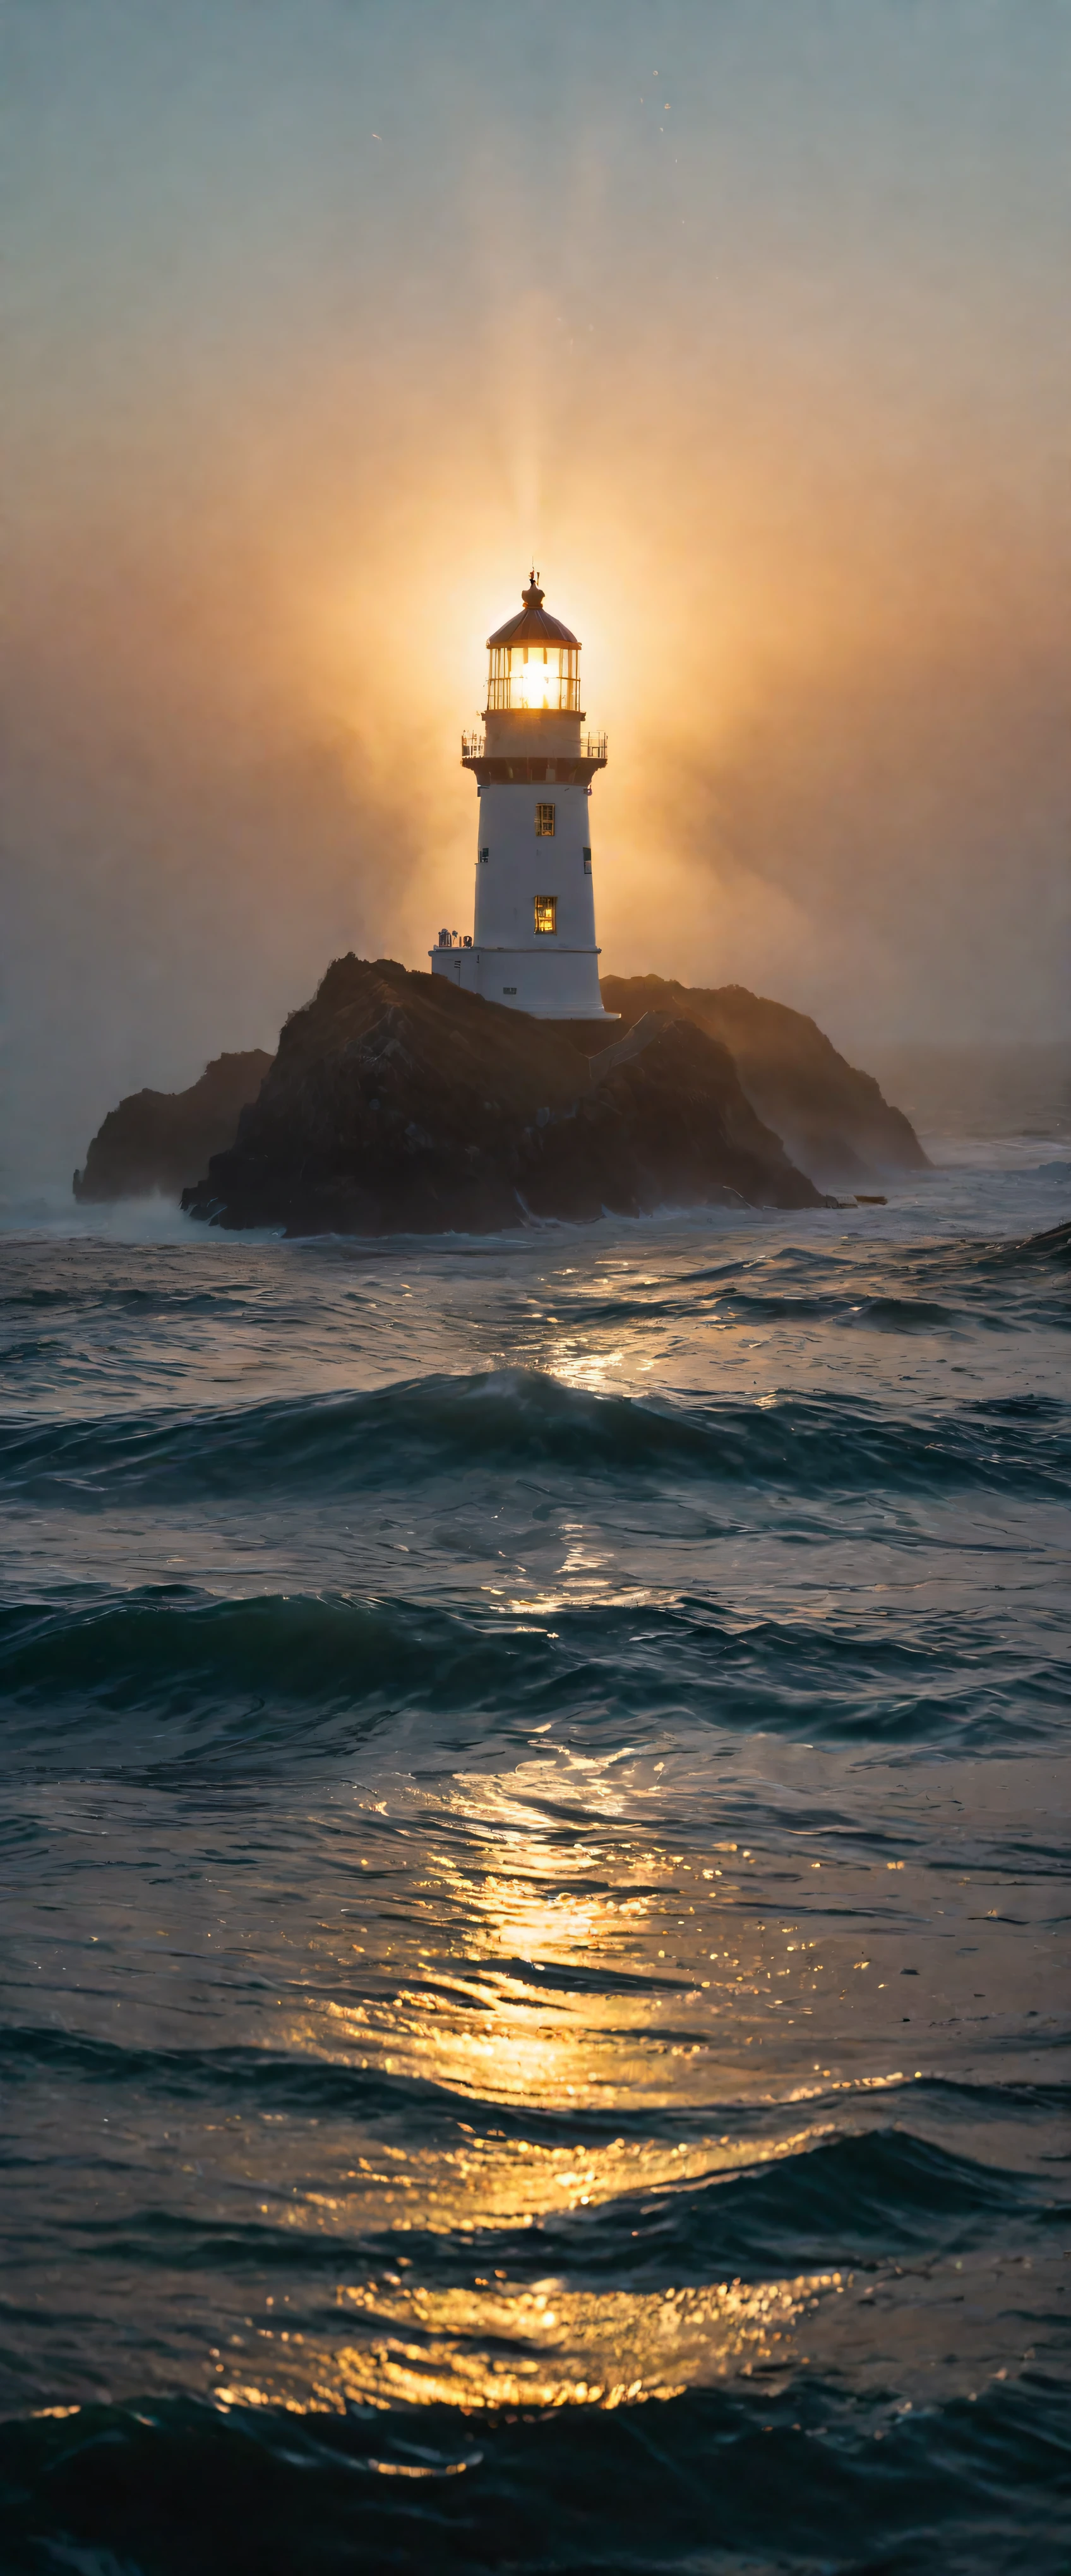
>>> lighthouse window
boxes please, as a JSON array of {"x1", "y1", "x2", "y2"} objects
[
  {"x1": 534, "y1": 895, "x2": 558, "y2": 936},
  {"x1": 535, "y1": 802, "x2": 556, "y2": 837},
  {"x1": 479, "y1": 847, "x2": 489, "y2": 862},
  {"x1": 583, "y1": 847, "x2": 592, "y2": 873}
]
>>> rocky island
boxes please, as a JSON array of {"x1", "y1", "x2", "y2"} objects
[
  {"x1": 73, "y1": 959, "x2": 928, "y2": 1232},
  {"x1": 599, "y1": 976, "x2": 928, "y2": 1190},
  {"x1": 73, "y1": 1050, "x2": 273, "y2": 1205},
  {"x1": 179, "y1": 955, "x2": 828, "y2": 1233}
]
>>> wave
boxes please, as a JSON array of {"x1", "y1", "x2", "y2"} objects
[
  {"x1": 3, "y1": 2371, "x2": 1068, "y2": 2576},
  {"x1": 0, "y1": 1281, "x2": 251, "y2": 1315},
  {"x1": 929, "y1": 1213, "x2": 1071, "y2": 1316},
  {"x1": 975, "y1": 1213, "x2": 1071, "y2": 1271},
  {"x1": 715, "y1": 1289, "x2": 983, "y2": 1330},
  {"x1": 611, "y1": 2126, "x2": 1051, "y2": 2275},
  {"x1": 1, "y1": 1577, "x2": 1064, "y2": 1762},
  {"x1": 2, "y1": 1368, "x2": 1069, "y2": 1509},
  {"x1": 0, "y1": 2123, "x2": 1047, "y2": 2294},
  {"x1": 673, "y1": 1214, "x2": 1071, "y2": 1326},
  {"x1": 6, "y1": 2020, "x2": 1066, "y2": 2139},
  {"x1": 2, "y1": 2017, "x2": 1056, "y2": 2274}
]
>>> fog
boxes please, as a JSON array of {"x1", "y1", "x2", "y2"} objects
[{"x1": 4, "y1": 0, "x2": 1070, "y2": 1183}]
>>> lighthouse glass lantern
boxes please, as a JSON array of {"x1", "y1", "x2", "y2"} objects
[
  {"x1": 430, "y1": 575, "x2": 615, "y2": 1026},
  {"x1": 487, "y1": 638, "x2": 580, "y2": 713}
]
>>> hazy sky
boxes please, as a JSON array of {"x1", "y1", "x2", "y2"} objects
[{"x1": 4, "y1": 0, "x2": 1070, "y2": 1176}]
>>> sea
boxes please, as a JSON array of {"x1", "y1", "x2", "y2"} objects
[{"x1": 0, "y1": 1122, "x2": 1068, "y2": 2574}]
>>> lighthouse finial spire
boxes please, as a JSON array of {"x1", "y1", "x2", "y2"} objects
[{"x1": 522, "y1": 568, "x2": 544, "y2": 609}]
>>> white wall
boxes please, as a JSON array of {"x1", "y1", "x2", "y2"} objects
[
  {"x1": 431, "y1": 771, "x2": 609, "y2": 1017},
  {"x1": 474, "y1": 780, "x2": 595, "y2": 953}
]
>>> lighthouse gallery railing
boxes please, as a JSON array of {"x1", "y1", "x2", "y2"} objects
[{"x1": 461, "y1": 732, "x2": 607, "y2": 765}]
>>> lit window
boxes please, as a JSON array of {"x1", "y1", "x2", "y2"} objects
[
  {"x1": 583, "y1": 847, "x2": 592, "y2": 873},
  {"x1": 534, "y1": 895, "x2": 558, "y2": 935},
  {"x1": 535, "y1": 802, "x2": 556, "y2": 837}
]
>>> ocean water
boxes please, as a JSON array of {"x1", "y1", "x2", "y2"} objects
[{"x1": 0, "y1": 1142, "x2": 1068, "y2": 2575}]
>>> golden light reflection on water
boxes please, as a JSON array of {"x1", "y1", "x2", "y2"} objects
[
  {"x1": 224, "y1": 1754, "x2": 946, "y2": 2430},
  {"x1": 272, "y1": 1754, "x2": 924, "y2": 2127},
  {"x1": 202, "y1": 1755, "x2": 940, "y2": 2430},
  {"x1": 542, "y1": 1339, "x2": 637, "y2": 1397},
  {"x1": 308, "y1": 1760, "x2": 697, "y2": 2112},
  {"x1": 264, "y1": 2121, "x2": 825, "y2": 2242},
  {"x1": 493, "y1": 1518, "x2": 648, "y2": 1619},
  {"x1": 505, "y1": 1281, "x2": 794, "y2": 1406},
  {"x1": 215, "y1": 2265, "x2": 841, "y2": 2416}
]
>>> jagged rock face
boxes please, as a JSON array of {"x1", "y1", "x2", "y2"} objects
[
  {"x1": 599, "y1": 976, "x2": 928, "y2": 1188},
  {"x1": 73, "y1": 1052, "x2": 273, "y2": 1204},
  {"x1": 181, "y1": 957, "x2": 825, "y2": 1235},
  {"x1": 521, "y1": 1011, "x2": 823, "y2": 1221}
]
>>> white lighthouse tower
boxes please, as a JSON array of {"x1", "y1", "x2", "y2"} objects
[{"x1": 430, "y1": 575, "x2": 616, "y2": 1025}]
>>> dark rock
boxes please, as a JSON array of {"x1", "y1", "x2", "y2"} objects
[
  {"x1": 181, "y1": 955, "x2": 826, "y2": 1236},
  {"x1": 73, "y1": 1051, "x2": 273, "y2": 1204},
  {"x1": 599, "y1": 975, "x2": 928, "y2": 1188},
  {"x1": 521, "y1": 1011, "x2": 823, "y2": 1221}
]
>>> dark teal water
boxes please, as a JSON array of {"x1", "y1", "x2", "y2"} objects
[{"x1": 1, "y1": 1148, "x2": 1068, "y2": 2573}]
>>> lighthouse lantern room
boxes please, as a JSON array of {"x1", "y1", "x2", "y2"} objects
[{"x1": 430, "y1": 576, "x2": 615, "y2": 1023}]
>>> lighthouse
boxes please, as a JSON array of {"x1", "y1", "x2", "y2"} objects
[{"x1": 430, "y1": 576, "x2": 616, "y2": 1025}]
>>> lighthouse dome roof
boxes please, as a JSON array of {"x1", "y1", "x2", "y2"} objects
[{"x1": 487, "y1": 576, "x2": 579, "y2": 650}]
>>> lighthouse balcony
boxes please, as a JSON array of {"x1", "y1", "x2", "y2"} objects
[{"x1": 461, "y1": 731, "x2": 607, "y2": 785}]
